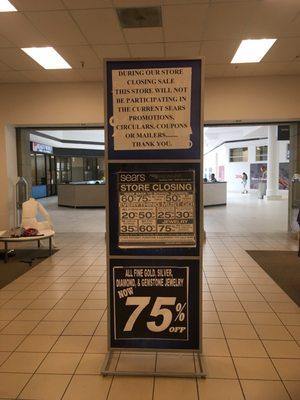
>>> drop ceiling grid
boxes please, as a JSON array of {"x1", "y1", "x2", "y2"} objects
[{"x1": 0, "y1": 0, "x2": 298, "y2": 82}]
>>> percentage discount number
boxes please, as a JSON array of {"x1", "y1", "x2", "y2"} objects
[{"x1": 123, "y1": 296, "x2": 186, "y2": 333}]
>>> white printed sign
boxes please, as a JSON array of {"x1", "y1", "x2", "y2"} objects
[{"x1": 111, "y1": 67, "x2": 192, "y2": 151}]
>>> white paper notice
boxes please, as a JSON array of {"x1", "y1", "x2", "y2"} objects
[{"x1": 111, "y1": 67, "x2": 192, "y2": 151}]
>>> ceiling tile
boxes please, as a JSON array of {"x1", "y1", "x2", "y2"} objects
[
  {"x1": 163, "y1": 4, "x2": 209, "y2": 42},
  {"x1": 0, "y1": 60, "x2": 11, "y2": 71},
  {"x1": 0, "y1": 70, "x2": 32, "y2": 82},
  {"x1": 245, "y1": 0, "x2": 300, "y2": 37},
  {"x1": 78, "y1": 68, "x2": 103, "y2": 81},
  {"x1": 264, "y1": 38, "x2": 300, "y2": 63},
  {"x1": 251, "y1": 62, "x2": 291, "y2": 76},
  {"x1": 285, "y1": 61, "x2": 300, "y2": 75},
  {"x1": 46, "y1": 69, "x2": 84, "y2": 81},
  {"x1": 202, "y1": 2, "x2": 256, "y2": 40},
  {"x1": 283, "y1": 13, "x2": 300, "y2": 36},
  {"x1": 56, "y1": 45, "x2": 100, "y2": 68},
  {"x1": 129, "y1": 42, "x2": 164, "y2": 57},
  {"x1": 222, "y1": 62, "x2": 292, "y2": 78},
  {"x1": 223, "y1": 63, "x2": 255, "y2": 77},
  {"x1": 205, "y1": 64, "x2": 226, "y2": 78},
  {"x1": 163, "y1": 0, "x2": 209, "y2": 4},
  {"x1": 210, "y1": 0, "x2": 251, "y2": 2},
  {"x1": 71, "y1": 9, "x2": 125, "y2": 44},
  {"x1": 114, "y1": 0, "x2": 160, "y2": 6},
  {"x1": 22, "y1": 68, "x2": 84, "y2": 82},
  {"x1": 0, "y1": 13, "x2": 49, "y2": 47},
  {"x1": 165, "y1": 42, "x2": 201, "y2": 57},
  {"x1": 62, "y1": 0, "x2": 113, "y2": 8},
  {"x1": 92, "y1": 44, "x2": 130, "y2": 60},
  {"x1": 123, "y1": 27, "x2": 163, "y2": 44},
  {"x1": 21, "y1": 69, "x2": 62, "y2": 82},
  {"x1": 200, "y1": 39, "x2": 240, "y2": 64},
  {"x1": 11, "y1": 0, "x2": 66, "y2": 10},
  {"x1": 25, "y1": 11, "x2": 87, "y2": 45},
  {"x1": 0, "y1": 48, "x2": 42, "y2": 70},
  {"x1": 0, "y1": 33, "x2": 14, "y2": 48}
]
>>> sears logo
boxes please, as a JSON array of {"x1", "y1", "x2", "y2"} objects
[{"x1": 120, "y1": 173, "x2": 146, "y2": 182}]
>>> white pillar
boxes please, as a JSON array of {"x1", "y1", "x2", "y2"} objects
[{"x1": 266, "y1": 125, "x2": 281, "y2": 200}]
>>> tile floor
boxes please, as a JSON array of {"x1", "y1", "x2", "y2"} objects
[
  {"x1": 0, "y1": 193, "x2": 298, "y2": 399},
  {"x1": 0, "y1": 231, "x2": 299, "y2": 400}
]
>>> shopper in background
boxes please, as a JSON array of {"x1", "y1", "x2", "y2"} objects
[
  {"x1": 258, "y1": 166, "x2": 267, "y2": 199},
  {"x1": 210, "y1": 173, "x2": 218, "y2": 183},
  {"x1": 241, "y1": 172, "x2": 248, "y2": 194}
]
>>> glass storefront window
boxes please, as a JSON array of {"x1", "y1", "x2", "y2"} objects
[
  {"x1": 30, "y1": 154, "x2": 36, "y2": 185},
  {"x1": 256, "y1": 145, "x2": 268, "y2": 161},
  {"x1": 36, "y1": 154, "x2": 46, "y2": 185},
  {"x1": 61, "y1": 157, "x2": 71, "y2": 183},
  {"x1": 56, "y1": 155, "x2": 104, "y2": 183},
  {"x1": 84, "y1": 158, "x2": 95, "y2": 181},
  {"x1": 71, "y1": 157, "x2": 84, "y2": 182},
  {"x1": 229, "y1": 147, "x2": 248, "y2": 162},
  {"x1": 96, "y1": 157, "x2": 104, "y2": 180}
]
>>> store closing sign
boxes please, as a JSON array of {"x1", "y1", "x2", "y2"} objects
[
  {"x1": 105, "y1": 59, "x2": 203, "y2": 352},
  {"x1": 118, "y1": 170, "x2": 196, "y2": 248}
]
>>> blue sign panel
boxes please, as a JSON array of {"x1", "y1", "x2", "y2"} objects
[
  {"x1": 106, "y1": 59, "x2": 201, "y2": 160},
  {"x1": 109, "y1": 258, "x2": 199, "y2": 350}
]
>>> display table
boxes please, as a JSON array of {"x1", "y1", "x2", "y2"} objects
[
  {"x1": 58, "y1": 181, "x2": 106, "y2": 208},
  {"x1": 204, "y1": 182, "x2": 227, "y2": 206},
  {"x1": 0, "y1": 230, "x2": 55, "y2": 263}
]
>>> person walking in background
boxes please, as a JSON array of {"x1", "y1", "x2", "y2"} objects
[
  {"x1": 241, "y1": 172, "x2": 248, "y2": 194},
  {"x1": 258, "y1": 166, "x2": 267, "y2": 199},
  {"x1": 210, "y1": 173, "x2": 217, "y2": 183}
]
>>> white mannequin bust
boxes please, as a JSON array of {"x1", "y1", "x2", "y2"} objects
[{"x1": 22, "y1": 198, "x2": 53, "y2": 231}]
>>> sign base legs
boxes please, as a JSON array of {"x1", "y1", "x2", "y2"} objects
[{"x1": 101, "y1": 351, "x2": 206, "y2": 379}]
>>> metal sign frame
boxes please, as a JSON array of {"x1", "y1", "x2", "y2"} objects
[{"x1": 102, "y1": 58, "x2": 205, "y2": 378}]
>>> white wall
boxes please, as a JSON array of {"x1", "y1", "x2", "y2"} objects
[{"x1": 204, "y1": 135, "x2": 289, "y2": 194}]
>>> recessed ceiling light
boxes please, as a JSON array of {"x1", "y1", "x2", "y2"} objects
[
  {"x1": 21, "y1": 47, "x2": 72, "y2": 69},
  {"x1": 0, "y1": 0, "x2": 17, "y2": 12},
  {"x1": 231, "y1": 39, "x2": 277, "y2": 64}
]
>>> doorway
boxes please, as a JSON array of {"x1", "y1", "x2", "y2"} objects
[{"x1": 203, "y1": 123, "x2": 291, "y2": 234}]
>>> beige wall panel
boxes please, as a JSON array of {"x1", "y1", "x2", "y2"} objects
[{"x1": 0, "y1": 75, "x2": 300, "y2": 228}]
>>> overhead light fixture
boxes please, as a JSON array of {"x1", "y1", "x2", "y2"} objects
[
  {"x1": 0, "y1": 0, "x2": 17, "y2": 12},
  {"x1": 21, "y1": 47, "x2": 72, "y2": 69},
  {"x1": 231, "y1": 39, "x2": 277, "y2": 64}
]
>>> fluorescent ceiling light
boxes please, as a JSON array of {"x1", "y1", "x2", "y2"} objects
[
  {"x1": 231, "y1": 39, "x2": 277, "y2": 63},
  {"x1": 21, "y1": 47, "x2": 72, "y2": 69},
  {"x1": 0, "y1": 0, "x2": 17, "y2": 12}
]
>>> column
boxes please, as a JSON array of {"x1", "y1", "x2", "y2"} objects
[
  {"x1": 288, "y1": 123, "x2": 300, "y2": 232},
  {"x1": 266, "y1": 125, "x2": 281, "y2": 200}
]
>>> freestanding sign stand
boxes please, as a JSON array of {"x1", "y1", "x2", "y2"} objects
[{"x1": 102, "y1": 58, "x2": 205, "y2": 378}]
